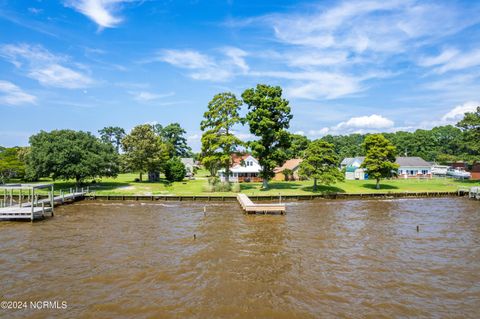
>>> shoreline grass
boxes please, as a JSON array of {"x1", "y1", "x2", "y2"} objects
[{"x1": 21, "y1": 172, "x2": 480, "y2": 196}]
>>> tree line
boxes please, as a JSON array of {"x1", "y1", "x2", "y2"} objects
[
  {"x1": 0, "y1": 82, "x2": 479, "y2": 190},
  {"x1": 0, "y1": 122, "x2": 192, "y2": 185}
]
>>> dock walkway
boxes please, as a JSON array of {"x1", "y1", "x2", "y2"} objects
[
  {"x1": 0, "y1": 184, "x2": 88, "y2": 221},
  {"x1": 469, "y1": 187, "x2": 480, "y2": 200},
  {"x1": 237, "y1": 193, "x2": 286, "y2": 214}
]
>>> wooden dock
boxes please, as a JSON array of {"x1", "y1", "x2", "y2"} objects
[
  {"x1": 237, "y1": 193, "x2": 286, "y2": 214},
  {"x1": 0, "y1": 184, "x2": 88, "y2": 221},
  {"x1": 22, "y1": 190, "x2": 87, "y2": 207},
  {"x1": 0, "y1": 206, "x2": 53, "y2": 220},
  {"x1": 469, "y1": 187, "x2": 480, "y2": 200}
]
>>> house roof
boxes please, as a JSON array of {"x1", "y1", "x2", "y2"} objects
[
  {"x1": 231, "y1": 153, "x2": 251, "y2": 166},
  {"x1": 341, "y1": 157, "x2": 365, "y2": 166},
  {"x1": 395, "y1": 157, "x2": 431, "y2": 167},
  {"x1": 218, "y1": 154, "x2": 261, "y2": 173},
  {"x1": 274, "y1": 159, "x2": 303, "y2": 173},
  {"x1": 341, "y1": 156, "x2": 431, "y2": 168}
]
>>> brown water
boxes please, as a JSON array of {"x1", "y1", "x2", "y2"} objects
[{"x1": 0, "y1": 198, "x2": 479, "y2": 318}]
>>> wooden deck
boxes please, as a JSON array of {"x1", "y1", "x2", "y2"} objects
[
  {"x1": 0, "y1": 206, "x2": 53, "y2": 220},
  {"x1": 0, "y1": 187, "x2": 87, "y2": 221},
  {"x1": 469, "y1": 187, "x2": 480, "y2": 200},
  {"x1": 237, "y1": 193, "x2": 286, "y2": 214},
  {"x1": 22, "y1": 191, "x2": 87, "y2": 207}
]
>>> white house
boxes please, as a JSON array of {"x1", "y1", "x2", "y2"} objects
[
  {"x1": 341, "y1": 156, "x2": 432, "y2": 179},
  {"x1": 396, "y1": 157, "x2": 432, "y2": 178},
  {"x1": 218, "y1": 154, "x2": 262, "y2": 182},
  {"x1": 341, "y1": 157, "x2": 366, "y2": 180},
  {"x1": 180, "y1": 158, "x2": 197, "y2": 177},
  {"x1": 340, "y1": 157, "x2": 365, "y2": 170}
]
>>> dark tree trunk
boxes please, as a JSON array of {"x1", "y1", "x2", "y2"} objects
[
  {"x1": 225, "y1": 167, "x2": 230, "y2": 183},
  {"x1": 313, "y1": 178, "x2": 318, "y2": 191},
  {"x1": 139, "y1": 172, "x2": 143, "y2": 182},
  {"x1": 148, "y1": 171, "x2": 160, "y2": 182},
  {"x1": 376, "y1": 178, "x2": 380, "y2": 189}
]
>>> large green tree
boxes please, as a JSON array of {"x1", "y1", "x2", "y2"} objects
[
  {"x1": 242, "y1": 84, "x2": 292, "y2": 189},
  {"x1": 154, "y1": 123, "x2": 192, "y2": 158},
  {"x1": 122, "y1": 124, "x2": 169, "y2": 182},
  {"x1": 361, "y1": 134, "x2": 399, "y2": 189},
  {"x1": 299, "y1": 140, "x2": 344, "y2": 191},
  {"x1": 0, "y1": 147, "x2": 27, "y2": 183},
  {"x1": 286, "y1": 133, "x2": 310, "y2": 159},
  {"x1": 200, "y1": 92, "x2": 243, "y2": 182},
  {"x1": 164, "y1": 158, "x2": 187, "y2": 182},
  {"x1": 98, "y1": 126, "x2": 126, "y2": 153},
  {"x1": 457, "y1": 106, "x2": 480, "y2": 158},
  {"x1": 322, "y1": 133, "x2": 365, "y2": 160},
  {"x1": 28, "y1": 130, "x2": 119, "y2": 184}
]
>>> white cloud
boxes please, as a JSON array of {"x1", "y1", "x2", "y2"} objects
[
  {"x1": 187, "y1": 134, "x2": 200, "y2": 141},
  {"x1": 442, "y1": 101, "x2": 479, "y2": 122},
  {"x1": 418, "y1": 48, "x2": 480, "y2": 74},
  {"x1": 337, "y1": 114, "x2": 394, "y2": 129},
  {"x1": 221, "y1": 47, "x2": 249, "y2": 73},
  {"x1": 307, "y1": 114, "x2": 395, "y2": 138},
  {"x1": 156, "y1": 50, "x2": 214, "y2": 69},
  {"x1": 152, "y1": 48, "x2": 249, "y2": 82},
  {"x1": 269, "y1": 1, "x2": 479, "y2": 54},
  {"x1": 285, "y1": 51, "x2": 349, "y2": 68},
  {"x1": 65, "y1": 0, "x2": 136, "y2": 28},
  {"x1": 308, "y1": 128, "x2": 330, "y2": 136},
  {"x1": 0, "y1": 81, "x2": 37, "y2": 106},
  {"x1": 434, "y1": 49, "x2": 480, "y2": 74},
  {"x1": 418, "y1": 48, "x2": 459, "y2": 67},
  {"x1": 130, "y1": 91, "x2": 175, "y2": 102},
  {"x1": 28, "y1": 64, "x2": 92, "y2": 88},
  {"x1": 0, "y1": 43, "x2": 93, "y2": 89}
]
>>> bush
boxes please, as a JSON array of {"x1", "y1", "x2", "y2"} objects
[
  {"x1": 216, "y1": 182, "x2": 231, "y2": 192},
  {"x1": 164, "y1": 158, "x2": 186, "y2": 182},
  {"x1": 231, "y1": 183, "x2": 241, "y2": 193},
  {"x1": 202, "y1": 183, "x2": 215, "y2": 192},
  {"x1": 202, "y1": 179, "x2": 236, "y2": 192}
]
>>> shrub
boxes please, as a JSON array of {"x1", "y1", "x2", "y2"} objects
[
  {"x1": 202, "y1": 180, "x2": 235, "y2": 192},
  {"x1": 216, "y1": 182, "x2": 231, "y2": 192},
  {"x1": 231, "y1": 183, "x2": 241, "y2": 193},
  {"x1": 165, "y1": 158, "x2": 186, "y2": 182},
  {"x1": 202, "y1": 183, "x2": 215, "y2": 192}
]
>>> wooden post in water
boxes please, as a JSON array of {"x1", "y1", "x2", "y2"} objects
[
  {"x1": 50, "y1": 185, "x2": 54, "y2": 216},
  {"x1": 31, "y1": 188, "x2": 35, "y2": 218}
]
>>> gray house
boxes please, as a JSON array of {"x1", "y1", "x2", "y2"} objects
[
  {"x1": 180, "y1": 158, "x2": 197, "y2": 177},
  {"x1": 341, "y1": 156, "x2": 432, "y2": 179},
  {"x1": 341, "y1": 157, "x2": 366, "y2": 180},
  {"x1": 396, "y1": 157, "x2": 432, "y2": 178}
]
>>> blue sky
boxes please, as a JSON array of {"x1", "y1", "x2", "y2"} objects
[{"x1": 1, "y1": 0, "x2": 480, "y2": 151}]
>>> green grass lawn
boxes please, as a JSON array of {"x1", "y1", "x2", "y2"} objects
[{"x1": 27, "y1": 173, "x2": 480, "y2": 196}]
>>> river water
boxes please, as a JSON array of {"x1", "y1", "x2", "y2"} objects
[{"x1": 0, "y1": 198, "x2": 479, "y2": 318}]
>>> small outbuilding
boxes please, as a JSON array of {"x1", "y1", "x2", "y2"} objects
[
  {"x1": 273, "y1": 159, "x2": 303, "y2": 181},
  {"x1": 180, "y1": 158, "x2": 198, "y2": 177}
]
